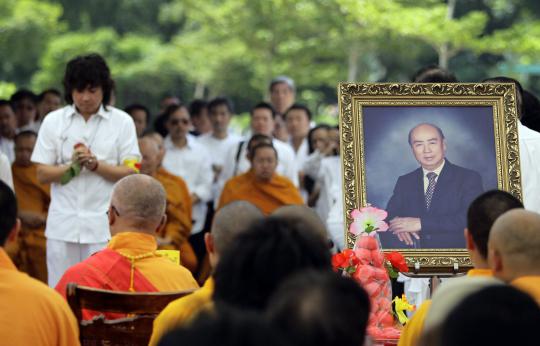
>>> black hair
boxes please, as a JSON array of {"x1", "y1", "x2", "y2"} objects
[
  {"x1": 37, "y1": 88, "x2": 62, "y2": 102},
  {"x1": 408, "y1": 123, "x2": 445, "y2": 146},
  {"x1": 62, "y1": 53, "x2": 114, "y2": 108},
  {"x1": 208, "y1": 97, "x2": 234, "y2": 114},
  {"x1": 188, "y1": 99, "x2": 208, "y2": 118},
  {"x1": 0, "y1": 99, "x2": 12, "y2": 109},
  {"x1": 10, "y1": 89, "x2": 38, "y2": 108},
  {"x1": 267, "y1": 270, "x2": 370, "y2": 346},
  {"x1": 521, "y1": 90, "x2": 540, "y2": 132},
  {"x1": 250, "y1": 101, "x2": 276, "y2": 119},
  {"x1": 466, "y1": 190, "x2": 523, "y2": 259},
  {"x1": 14, "y1": 130, "x2": 38, "y2": 143},
  {"x1": 412, "y1": 65, "x2": 458, "y2": 83},
  {"x1": 483, "y1": 76, "x2": 524, "y2": 119},
  {"x1": 247, "y1": 134, "x2": 272, "y2": 151},
  {"x1": 283, "y1": 103, "x2": 312, "y2": 121},
  {"x1": 307, "y1": 124, "x2": 331, "y2": 153},
  {"x1": 440, "y1": 286, "x2": 540, "y2": 346},
  {"x1": 213, "y1": 217, "x2": 331, "y2": 311},
  {"x1": 248, "y1": 142, "x2": 278, "y2": 161},
  {"x1": 158, "y1": 308, "x2": 292, "y2": 346},
  {"x1": 0, "y1": 181, "x2": 17, "y2": 246},
  {"x1": 163, "y1": 104, "x2": 186, "y2": 122},
  {"x1": 124, "y1": 103, "x2": 150, "y2": 121}
]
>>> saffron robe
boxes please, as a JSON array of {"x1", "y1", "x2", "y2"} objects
[
  {"x1": 149, "y1": 277, "x2": 214, "y2": 346},
  {"x1": 10, "y1": 163, "x2": 50, "y2": 283},
  {"x1": 55, "y1": 232, "x2": 199, "y2": 320},
  {"x1": 398, "y1": 268, "x2": 493, "y2": 346},
  {"x1": 0, "y1": 248, "x2": 79, "y2": 345},
  {"x1": 511, "y1": 276, "x2": 540, "y2": 305},
  {"x1": 218, "y1": 169, "x2": 303, "y2": 215},
  {"x1": 153, "y1": 167, "x2": 197, "y2": 272}
]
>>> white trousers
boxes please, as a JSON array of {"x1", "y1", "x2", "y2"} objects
[{"x1": 47, "y1": 239, "x2": 107, "y2": 288}]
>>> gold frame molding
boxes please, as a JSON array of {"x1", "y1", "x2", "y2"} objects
[{"x1": 338, "y1": 83, "x2": 521, "y2": 273}]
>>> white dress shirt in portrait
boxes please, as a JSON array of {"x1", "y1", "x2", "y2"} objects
[
  {"x1": 421, "y1": 160, "x2": 445, "y2": 193},
  {"x1": 31, "y1": 104, "x2": 140, "y2": 244},
  {"x1": 162, "y1": 135, "x2": 213, "y2": 234}
]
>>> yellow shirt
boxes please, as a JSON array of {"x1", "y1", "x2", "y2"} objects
[
  {"x1": 398, "y1": 268, "x2": 493, "y2": 346},
  {"x1": 149, "y1": 277, "x2": 214, "y2": 346},
  {"x1": 511, "y1": 276, "x2": 540, "y2": 305},
  {"x1": 0, "y1": 248, "x2": 79, "y2": 345}
]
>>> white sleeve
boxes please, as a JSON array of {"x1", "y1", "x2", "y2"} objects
[
  {"x1": 282, "y1": 148, "x2": 299, "y2": 187},
  {"x1": 0, "y1": 154, "x2": 13, "y2": 191},
  {"x1": 302, "y1": 151, "x2": 323, "y2": 178},
  {"x1": 31, "y1": 116, "x2": 58, "y2": 165},
  {"x1": 116, "y1": 116, "x2": 141, "y2": 163}
]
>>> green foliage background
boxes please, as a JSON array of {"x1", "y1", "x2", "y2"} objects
[{"x1": 1, "y1": 0, "x2": 540, "y2": 120}]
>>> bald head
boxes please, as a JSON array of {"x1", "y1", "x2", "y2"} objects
[
  {"x1": 271, "y1": 205, "x2": 328, "y2": 243},
  {"x1": 138, "y1": 137, "x2": 160, "y2": 175},
  {"x1": 212, "y1": 201, "x2": 264, "y2": 254},
  {"x1": 144, "y1": 132, "x2": 165, "y2": 163},
  {"x1": 489, "y1": 209, "x2": 540, "y2": 281},
  {"x1": 110, "y1": 175, "x2": 166, "y2": 232}
]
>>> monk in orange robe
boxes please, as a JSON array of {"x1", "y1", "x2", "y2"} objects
[
  {"x1": 399, "y1": 190, "x2": 523, "y2": 346},
  {"x1": 219, "y1": 141, "x2": 303, "y2": 214},
  {"x1": 55, "y1": 174, "x2": 199, "y2": 320},
  {"x1": 9, "y1": 131, "x2": 50, "y2": 283},
  {"x1": 489, "y1": 209, "x2": 540, "y2": 305},
  {"x1": 139, "y1": 137, "x2": 197, "y2": 273},
  {"x1": 0, "y1": 180, "x2": 79, "y2": 345}
]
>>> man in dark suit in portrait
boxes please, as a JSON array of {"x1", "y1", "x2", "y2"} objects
[{"x1": 380, "y1": 123, "x2": 484, "y2": 249}]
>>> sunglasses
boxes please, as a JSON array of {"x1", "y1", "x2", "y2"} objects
[{"x1": 170, "y1": 118, "x2": 189, "y2": 126}]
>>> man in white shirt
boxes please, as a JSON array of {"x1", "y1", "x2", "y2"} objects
[
  {"x1": 0, "y1": 100, "x2": 16, "y2": 163},
  {"x1": 284, "y1": 104, "x2": 311, "y2": 200},
  {"x1": 269, "y1": 76, "x2": 296, "y2": 142},
  {"x1": 31, "y1": 54, "x2": 140, "y2": 287},
  {"x1": 219, "y1": 102, "x2": 298, "y2": 194},
  {"x1": 162, "y1": 104, "x2": 213, "y2": 239},
  {"x1": 197, "y1": 97, "x2": 241, "y2": 205},
  {"x1": 0, "y1": 152, "x2": 13, "y2": 190}
]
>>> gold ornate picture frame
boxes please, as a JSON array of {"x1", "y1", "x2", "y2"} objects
[{"x1": 338, "y1": 83, "x2": 521, "y2": 273}]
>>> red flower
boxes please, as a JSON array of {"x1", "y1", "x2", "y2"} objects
[
  {"x1": 331, "y1": 253, "x2": 347, "y2": 270},
  {"x1": 332, "y1": 249, "x2": 361, "y2": 272},
  {"x1": 385, "y1": 251, "x2": 409, "y2": 272}
]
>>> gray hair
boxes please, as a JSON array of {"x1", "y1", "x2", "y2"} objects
[{"x1": 111, "y1": 174, "x2": 166, "y2": 228}]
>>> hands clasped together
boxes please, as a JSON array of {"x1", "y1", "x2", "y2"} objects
[{"x1": 388, "y1": 217, "x2": 421, "y2": 246}]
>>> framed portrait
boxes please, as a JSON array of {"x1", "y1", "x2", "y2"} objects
[{"x1": 338, "y1": 83, "x2": 521, "y2": 272}]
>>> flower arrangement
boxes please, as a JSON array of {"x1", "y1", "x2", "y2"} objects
[{"x1": 332, "y1": 206, "x2": 408, "y2": 340}]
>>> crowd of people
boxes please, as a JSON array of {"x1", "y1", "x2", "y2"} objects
[{"x1": 1, "y1": 53, "x2": 540, "y2": 345}]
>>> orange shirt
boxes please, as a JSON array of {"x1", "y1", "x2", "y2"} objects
[
  {"x1": 511, "y1": 276, "x2": 540, "y2": 305},
  {"x1": 0, "y1": 248, "x2": 79, "y2": 345},
  {"x1": 218, "y1": 169, "x2": 303, "y2": 215},
  {"x1": 154, "y1": 167, "x2": 192, "y2": 246},
  {"x1": 11, "y1": 163, "x2": 50, "y2": 230}
]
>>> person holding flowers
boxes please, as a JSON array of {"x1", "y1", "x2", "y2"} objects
[{"x1": 31, "y1": 54, "x2": 140, "y2": 287}]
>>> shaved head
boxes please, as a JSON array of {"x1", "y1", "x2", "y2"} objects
[
  {"x1": 111, "y1": 174, "x2": 166, "y2": 231},
  {"x1": 144, "y1": 132, "x2": 165, "y2": 163},
  {"x1": 272, "y1": 205, "x2": 328, "y2": 242},
  {"x1": 212, "y1": 201, "x2": 264, "y2": 254},
  {"x1": 138, "y1": 137, "x2": 160, "y2": 175},
  {"x1": 489, "y1": 209, "x2": 540, "y2": 281}
]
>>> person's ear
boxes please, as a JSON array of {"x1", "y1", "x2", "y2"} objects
[
  {"x1": 155, "y1": 214, "x2": 167, "y2": 235},
  {"x1": 204, "y1": 232, "x2": 215, "y2": 255},
  {"x1": 108, "y1": 206, "x2": 115, "y2": 226},
  {"x1": 7, "y1": 219, "x2": 21, "y2": 243},
  {"x1": 464, "y1": 228, "x2": 475, "y2": 251},
  {"x1": 490, "y1": 249, "x2": 504, "y2": 274}
]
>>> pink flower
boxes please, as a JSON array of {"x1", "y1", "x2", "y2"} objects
[{"x1": 349, "y1": 206, "x2": 389, "y2": 235}]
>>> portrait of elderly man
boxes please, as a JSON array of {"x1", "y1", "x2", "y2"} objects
[{"x1": 380, "y1": 123, "x2": 484, "y2": 249}]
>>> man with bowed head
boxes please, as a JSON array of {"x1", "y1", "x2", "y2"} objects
[
  {"x1": 382, "y1": 122, "x2": 483, "y2": 249},
  {"x1": 31, "y1": 53, "x2": 140, "y2": 287}
]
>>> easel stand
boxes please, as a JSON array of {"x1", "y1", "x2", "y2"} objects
[{"x1": 401, "y1": 263, "x2": 466, "y2": 296}]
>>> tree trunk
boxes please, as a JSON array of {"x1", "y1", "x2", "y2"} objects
[
  {"x1": 194, "y1": 81, "x2": 205, "y2": 99},
  {"x1": 347, "y1": 44, "x2": 360, "y2": 82},
  {"x1": 438, "y1": 0, "x2": 457, "y2": 69}
]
